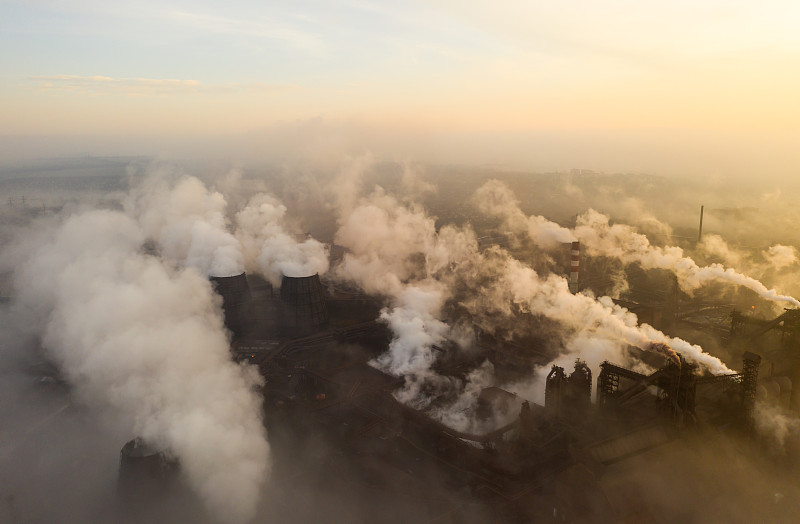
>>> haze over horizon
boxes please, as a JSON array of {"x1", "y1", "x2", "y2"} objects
[{"x1": 2, "y1": 1, "x2": 800, "y2": 179}]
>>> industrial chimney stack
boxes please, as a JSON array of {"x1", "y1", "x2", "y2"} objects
[{"x1": 569, "y1": 241, "x2": 580, "y2": 293}]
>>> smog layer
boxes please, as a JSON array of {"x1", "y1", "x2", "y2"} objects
[{"x1": 2, "y1": 157, "x2": 800, "y2": 523}]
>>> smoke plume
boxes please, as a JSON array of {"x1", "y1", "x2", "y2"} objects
[
  {"x1": 376, "y1": 284, "x2": 451, "y2": 405},
  {"x1": 330, "y1": 161, "x2": 482, "y2": 409},
  {"x1": 473, "y1": 179, "x2": 576, "y2": 248},
  {"x1": 465, "y1": 255, "x2": 729, "y2": 373},
  {"x1": 474, "y1": 179, "x2": 800, "y2": 309},
  {"x1": 332, "y1": 164, "x2": 731, "y2": 430},
  {"x1": 127, "y1": 172, "x2": 244, "y2": 277},
  {"x1": 753, "y1": 401, "x2": 800, "y2": 454},
  {"x1": 10, "y1": 186, "x2": 270, "y2": 522},
  {"x1": 765, "y1": 244, "x2": 799, "y2": 271},
  {"x1": 575, "y1": 209, "x2": 800, "y2": 308},
  {"x1": 235, "y1": 193, "x2": 329, "y2": 286}
]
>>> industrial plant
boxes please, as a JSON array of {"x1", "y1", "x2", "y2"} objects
[
  {"x1": 118, "y1": 239, "x2": 800, "y2": 523},
  {"x1": 5, "y1": 164, "x2": 800, "y2": 523}
]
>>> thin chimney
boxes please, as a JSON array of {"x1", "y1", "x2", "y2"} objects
[
  {"x1": 697, "y1": 205, "x2": 704, "y2": 243},
  {"x1": 569, "y1": 241, "x2": 580, "y2": 293}
]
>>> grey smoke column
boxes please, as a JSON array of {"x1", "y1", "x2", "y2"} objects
[
  {"x1": 210, "y1": 273, "x2": 252, "y2": 337},
  {"x1": 280, "y1": 274, "x2": 329, "y2": 333}
]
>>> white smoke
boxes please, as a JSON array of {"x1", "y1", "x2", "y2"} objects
[
  {"x1": 473, "y1": 179, "x2": 576, "y2": 248},
  {"x1": 574, "y1": 209, "x2": 800, "y2": 308},
  {"x1": 472, "y1": 179, "x2": 800, "y2": 309},
  {"x1": 698, "y1": 233, "x2": 744, "y2": 268},
  {"x1": 330, "y1": 162, "x2": 482, "y2": 411},
  {"x1": 235, "y1": 193, "x2": 329, "y2": 287},
  {"x1": 333, "y1": 166, "x2": 732, "y2": 430},
  {"x1": 127, "y1": 172, "x2": 244, "y2": 277},
  {"x1": 753, "y1": 401, "x2": 800, "y2": 454},
  {"x1": 765, "y1": 244, "x2": 798, "y2": 271},
  {"x1": 12, "y1": 210, "x2": 270, "y2": 523},
  {"x1": 376, "y1": 284, "x2": 451, "y2": 405},
  {"x1": 471, "y1": 255, "x2": 731, "y2": 374},
  {"x1": 429, "y1": 361, "x2": 499, "y2": 434}
]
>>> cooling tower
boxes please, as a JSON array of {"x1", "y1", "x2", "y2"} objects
[
  {"x1": 280, "y1": 273, "x2": 329, "y2": 333},
  {"x1": 117, "y1": 438, "x2": 179, "y2": 500},
  {"x1": 210, "y1": 272, "x2": 252, "y2": 338}
]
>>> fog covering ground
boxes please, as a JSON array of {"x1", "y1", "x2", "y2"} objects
[{"x1": 2, "y1": 156, "x2": 800, "y2": 522}]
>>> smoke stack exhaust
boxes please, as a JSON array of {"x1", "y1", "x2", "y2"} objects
[{"x1": 569, "y1": 241, "x2": 580, "y2": 293}]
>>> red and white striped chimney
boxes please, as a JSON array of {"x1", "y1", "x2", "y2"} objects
[{"x1": 569, "y1": 241, "x2": 580, "y2": 293}]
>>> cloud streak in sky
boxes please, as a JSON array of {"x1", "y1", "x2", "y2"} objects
[{"x1": 27, "y1": 75, "x2": 301, "y2": 96}]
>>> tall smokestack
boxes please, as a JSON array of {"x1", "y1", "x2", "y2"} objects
[
  {"x1": 698, "y1": 205, "x2": 704, "y2": 243},
  {"x1": 569, "y1": 241, "x2": 580, "y2": 293}
]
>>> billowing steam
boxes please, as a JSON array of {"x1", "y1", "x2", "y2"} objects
[
  {"x1": 467, "y1": 255, "x2": 728, "y2": 373},
  {"x1": 765, "y1": 244, "x2": 799, "y2": 271},
  {"x1": 127, "y1": 173, "x2": 244, "y2": 277},
  {"x1": 12, "y1": 209, "x2": 269, "y2": 523},
  {"x1": 331, "y1": 162, "x2": 731, "y2": 428},
  {"x1": 574, "y1": 209, "x2": 800, "y2": 308},
  {"x1": 376, "y1": 285, "x2": 451, "y2": 405},
  {"x1": 473, "y1": 179, "x2": 576, "y2": 248},
  {"x1": 235, "y1": 193, "x2": 329, "y2": 286},
  {"x1": 130, "y1": 171, "x2": 331, "y2": 286},
  {"x1": 332, "y1": 170, "x2": 478, "y2": 405},
  {"x1": 474, "y1": 179, "x2": 800, "y2": 309}
]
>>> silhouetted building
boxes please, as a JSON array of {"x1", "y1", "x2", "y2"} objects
[{"x1": 546, "y1": 359, "x2": 592, "y2": 418}]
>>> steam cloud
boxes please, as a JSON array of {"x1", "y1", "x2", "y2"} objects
[
  {"x1": 475, "y1": 179, "x2": 800, "y2": 309},
  {"x1": 235, "y1": 193, "x2": 329, "y2": 286},
  {"x1": 765, "y1": 244, "x2": 798, "y2": 271},
  {"x1": 12, "y1": 209, "x2": 269, "y2": 523},
  {"x1": 5, "y1": 168, "x2": 337, "y2": 521},
  {"x1": 464, "y1": 254, "x2": 728, "y2": 373},
  {"x1": 473, "y1": 179, "x2": 576, "y2": 248},
  {"x1": 127, "y1": 173, "x2": 244, "y2": 277},
  {"x1": 331, "y1": 161, "x2": 732, "y2": 430},
  {"x1": 332, "y1": 165, "x2": 480, "y2": 407},
  {"x1": 574, "y1": 209, "x2": 800, "y2": 308}
]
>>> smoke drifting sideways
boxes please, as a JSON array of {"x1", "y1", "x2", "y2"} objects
[
  {"x1": 474, "y1": 179, "x2": 800, "y2": 310},
  {"x1": 328, "y1": 160, "x2": 731, "y2": 432}
]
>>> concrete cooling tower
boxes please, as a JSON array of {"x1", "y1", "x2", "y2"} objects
[
  {"x1": 210, "y1": 273, "x2": 252, "y2": 338},
  {"x1": 117, "y1": 438, "x2": 179, "y2": 501},
  {"x1": 280, "y1": 274, "x2": 329, "y2": 333}
]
